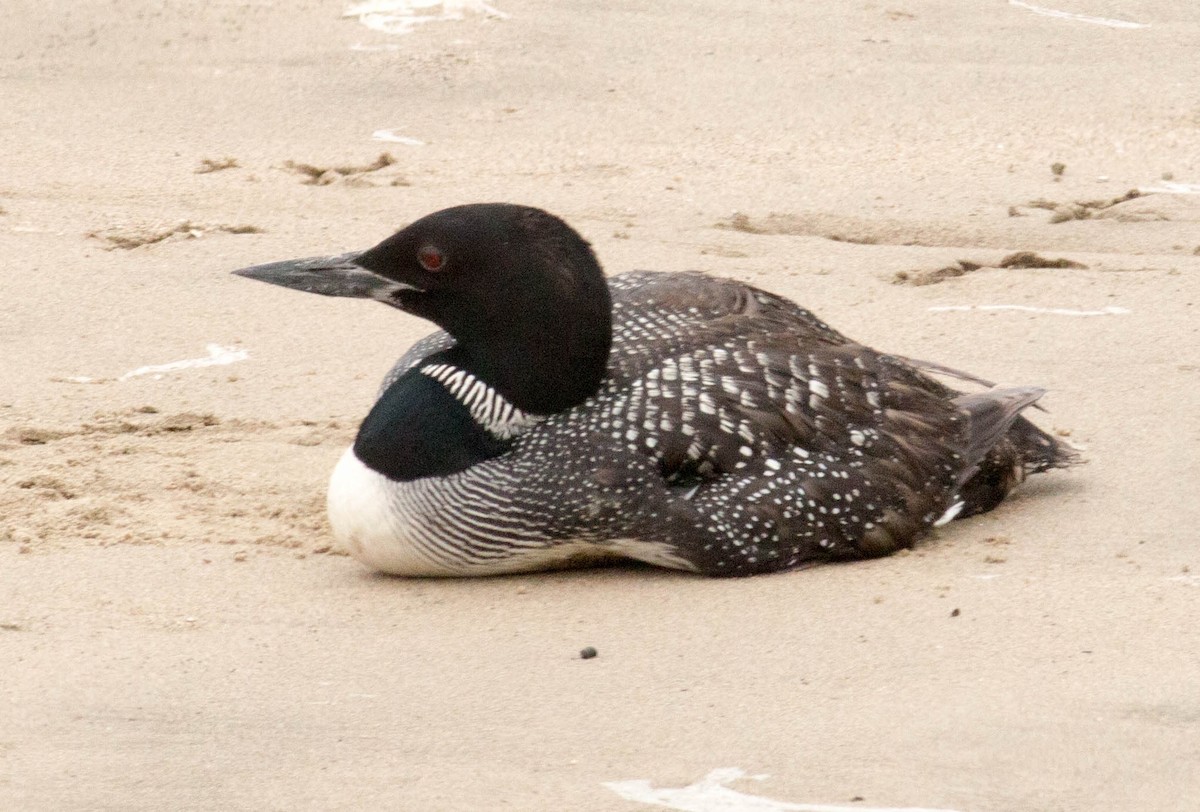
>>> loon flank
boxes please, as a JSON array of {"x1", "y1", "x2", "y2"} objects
[{"x1": 234, "y1": 203, "x2": 1077, "y2": 577}]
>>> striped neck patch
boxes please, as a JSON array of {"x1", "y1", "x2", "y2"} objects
[{"x1": 419, "y1": 363, "x2": 544, "y2": 440}]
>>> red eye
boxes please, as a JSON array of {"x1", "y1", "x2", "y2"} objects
[{"x1": 418, "y1": 245, "x2": 446, "y2": 272}]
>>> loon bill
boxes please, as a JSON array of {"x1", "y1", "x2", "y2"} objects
[{"x1": 233, "y1": 203, "x2": 1078, "y2": 577}]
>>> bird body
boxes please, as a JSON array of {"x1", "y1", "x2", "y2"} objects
[{"x1": 234, "y1": 204, "x2": 1076, "y2": 577}]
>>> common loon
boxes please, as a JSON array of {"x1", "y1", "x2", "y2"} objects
[{"x1": 234, "y1": 203, "x2": 1077, "y2": 577}]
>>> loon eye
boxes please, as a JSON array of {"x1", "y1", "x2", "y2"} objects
[{"x1": 417, "y1": 245, "x2": 446, "y2": 272}]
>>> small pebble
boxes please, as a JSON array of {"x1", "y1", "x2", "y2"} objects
[
  {"x1": 580, "y1": 646, "x2": 598, "y2": 660},
  {"x1": 950, "y1": 608, "x2": 961, "y2": 618}
]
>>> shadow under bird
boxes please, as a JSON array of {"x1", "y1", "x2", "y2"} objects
[{"x1": 233, "y1": 203, "x2": 1078, "y2": 577}]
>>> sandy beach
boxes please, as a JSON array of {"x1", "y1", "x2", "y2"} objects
[{"x1": 3, "y1": 1, "x2": 1199, "y2": 809}]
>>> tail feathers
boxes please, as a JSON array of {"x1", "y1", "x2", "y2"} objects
[
  {"x1": 952, "y1": 386, "x2": 1047, "y2": 488},
  {"x1": 950, "y1": 386, "x2": 1081, "y2": 519},
  {"x1": 1006, "y1": 412, "x2": 1083, "y2": 473}
]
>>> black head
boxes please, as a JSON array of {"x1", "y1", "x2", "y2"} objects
[{"x1": 233, "y1": 203, "x2": 614, "y2": 414}]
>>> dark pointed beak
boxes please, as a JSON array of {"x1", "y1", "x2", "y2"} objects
[{"x1": 232, "y1": 251, "x2": 420, "y2": 300}]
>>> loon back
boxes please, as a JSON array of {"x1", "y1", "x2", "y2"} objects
[{"x1": 233, "y1": 203, "x2": 1079, "y2": 577}]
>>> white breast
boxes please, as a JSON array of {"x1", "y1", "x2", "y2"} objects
[
  {"x1": 327, "y1": 444, "x2": 699, "y2": 577},
  {"x1": 327, "y1": 446, "x2": 463, "y2": 576}
]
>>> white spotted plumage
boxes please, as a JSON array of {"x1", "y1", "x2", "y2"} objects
[
  {"x1": 236, "y1": 205, "x2": 1074, "y2": 577},
  {"x1": 323, "y1": 269, "x2": 1074, "y2": 577}
]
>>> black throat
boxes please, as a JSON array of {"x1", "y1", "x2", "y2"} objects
[
  {"x1": 353, "y1": 357, "x2": 512, "y2": 482},
  {"x1": 349, "y1": 204, "x2": 617, "y2": 480},
  {"x1": 358, "y1": 205, "x2": 615, "y2": 416},
  {"x1": 390, "y1": 280, "x2": 613, "y2": 416}
]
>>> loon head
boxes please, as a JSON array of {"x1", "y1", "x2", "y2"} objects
[{"x1": 234, "y1": 203, "x2": 613, "y2": 414}]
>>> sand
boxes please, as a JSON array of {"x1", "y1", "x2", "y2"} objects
[{"x1": 2, "y1": 1, "x2": 1199, "y2": 810}]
